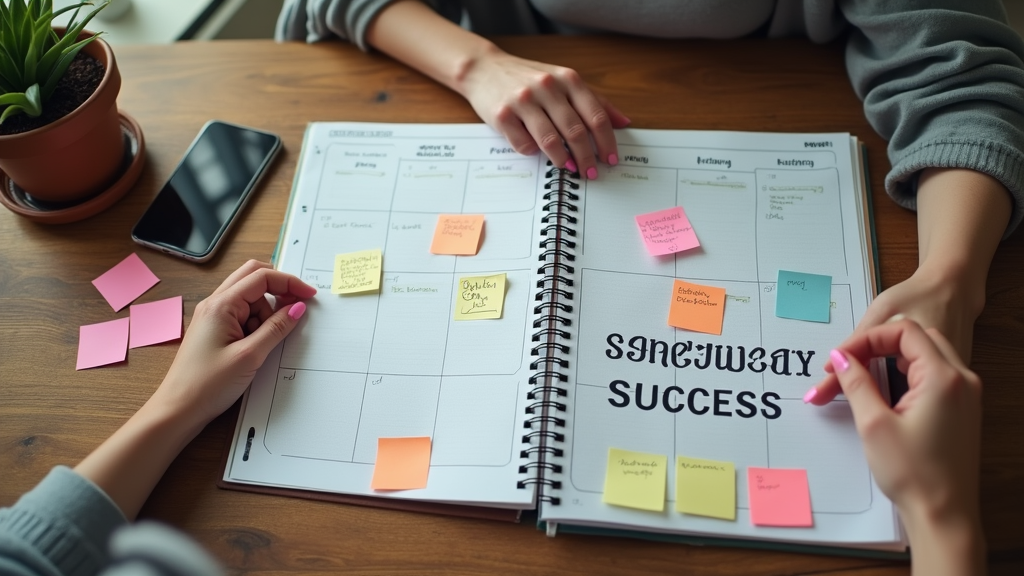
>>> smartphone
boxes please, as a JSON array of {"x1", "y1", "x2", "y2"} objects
[{"x1": 132, "y1": 120, "x2": 282, "y2": 262}]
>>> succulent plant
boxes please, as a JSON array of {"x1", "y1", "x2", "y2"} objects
[{"x1": 0, "y1": 0, "x2": 107, "y2": 124}]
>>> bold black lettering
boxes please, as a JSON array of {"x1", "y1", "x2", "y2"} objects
[
  {"x1": 747, "y1": 347, "x2": 767, "y2": 372},
  {"x1": 649, "y1": 338, "x2": 670, "y2": 367},
  {"x1": 687, "y1": 388, "x2": 710, "y2": 415},
  {"x1": 605, "y1": 333, "x2": 624, "y2": 360},
  {"x1": 770, "y1": 349, "x2": 792, "y2": 376},
  {"x1": 794, "y1": 349, "x2": 816, "y2": 377},
  {"x1": 694, "y1": 343, "x2": 713, "y2": 370},
  {"x1": 760, "y1": 392, "x2": 782, "y2": 419},
  {"x1": 715, "y1": 345, "x2": 746, "y2": 373},
  {"x1": 735, "y1": 391, "x2": 757, "y2": 418},
  {"x1": 608, "y1": 380, "x2": 631, "y2": 407},
  {"x1": 713, "y1": 389, "x2": 733, "y2": 416},
  {"x1": 662, "y1": 385, "x2": 685, "y2": 413},
  {"x1": 671, "y1": 341, "x2": 692, "y2": 368},
  {"x1": 635, "y1": 382, "x2": 659, "y2": 411},
  {"x1": 627, "y1": 336, "x2": 647, "y2": 363}
]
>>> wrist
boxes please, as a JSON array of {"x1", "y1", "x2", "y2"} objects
[
  {"x1": 902, "y1": 503, "x2": 986, "y2": 575},
  {"x1": 451, "y1": 39, "x2": 503, "y2": 97},
  {"x1": 914, "y1": 258, "x2": 986, "y2": 322}
]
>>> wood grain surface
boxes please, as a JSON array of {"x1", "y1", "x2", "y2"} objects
[{"x1": 1, "y1": 36, "x2": 1021, "y2": 576}]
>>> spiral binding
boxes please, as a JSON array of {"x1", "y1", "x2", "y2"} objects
[{"x1": 517, "y1": 161, "x2": 578, "y2": 506}]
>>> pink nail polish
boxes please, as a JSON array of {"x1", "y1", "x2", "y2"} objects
[
  {"x1": 565, "y1": 159, "x2": 577, "y2": 173},
  {"x1": 608, "y1": 153, "x2": 618, "y2": 166},
  {"x1": 830, "y1": 349, "x2": 849, "y2": 373},
  {"x1": 288, "y1": 301, "x2": 307, "y2": 320},
  {"x1": 802, "y1": 388, "x2": 818, "y2": 404},
  {"x1": 622, "y1": 117, "x2": 632, "y2": 126},
  {"x1": 587, "y1": 167, "x2": 598, "y2": 180}
]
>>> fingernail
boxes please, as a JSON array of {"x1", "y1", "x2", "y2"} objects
[
  {"x1": 608, "y1": 153, "x2": 618, "y2": 166},
  {"x1": 288, "y1": 301, "x2": 307, "y2": 320},
  {"x1": 802, "y1": 387, "x2": 818, "y2": 404},
  {"x1": 565, "y1": 159, "x2": 577, "y2": 173},
  {"x1": 622, "y1": 117, "x2": 632, "y2": 126},
  {"x1": 886, "y1": 313, "x2": 905, "y2": 323},
  {"x1": 587, "y1": 166, "x2": 598, "y2": 180},
  {"x1": 830, "y1": 349, "x2": 849, "y2": 373}
]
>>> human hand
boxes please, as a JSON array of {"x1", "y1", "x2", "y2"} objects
[
  {"x1": 457, "y1": 46, "x2": 631, "y2": 179},
  {"x1": 150, "y1": 260, "x2": 316, "y2": 430}
]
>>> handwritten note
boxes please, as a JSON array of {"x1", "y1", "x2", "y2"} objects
[
  {"x1": 675, "y1": 456, "x2": 736, "y2": 520},
  {"x1": 76, "y1": 318, "x2": 130, "y2": 370},
  {"x1": 430, "y1": 214, "x2": 484, "y2": 255},
  {"x1": 455, "y1": 273, "x2": 506, "y2": 320},
  {"x1": 92, "y1": 253, "x2": 160, "y2": 312},
  {"x1": 332, "y1": 249, "x2": 383, "y2": 295},
  {"x1": 667, "y1": 280, "x2": 726, "y2": 335},
  {"x1": 747, "y1": 467, "x2": 813, "y2": 527},
  {"x1": 635, "y1": 206, "x2": 700, "y2": 256},
  {"x1": 371, "y1": 437, "x2": 432, "y2": 491},
  {"x1": 602, "y1": 447, "x2": 667, "y2": 512},
  {"x1": 776, "y1": 270, "x2": 832, "y2": 323},
  {"x1": 129, "y1": 296, "x2": 183, "y2": 349}
]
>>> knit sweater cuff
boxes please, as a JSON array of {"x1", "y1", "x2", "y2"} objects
[
  {"x1": 886, "y1": 138, "x2": 1024, "y2": 239},
  {"x1": 0, "y1": 466, "x2": 126, "y2": 576}
]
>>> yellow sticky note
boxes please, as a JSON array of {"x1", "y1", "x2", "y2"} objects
[
  {"x1": 667, "y1": 279, "x2": 726, "y2": 335},
  {"x1": 430, "y1": 214, "x2": 484, "y2": 255},
  {"x1": 332, "y1": 249, "x2": 382, "y2": 294},
  {"x1": 455, "y1": 273, "x2": 506, "y2": 320},
  {"x1": 371, "y1": 437, "x2": 431, "y2": 491},
  {"x1": 602, "y1": 447, "x2": 667, "y2": 512},
  {"x1": 675, "y1": 456, "x2": 736, "y2": 520}
]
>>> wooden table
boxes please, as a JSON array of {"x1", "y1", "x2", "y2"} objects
[{"x1": 1, "y1": 37, "x2": 1022, "y2": 576}]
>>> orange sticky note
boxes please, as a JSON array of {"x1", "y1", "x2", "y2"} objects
[
  {"x1": 667, "y1": 280, "x2": 726, "y2": 335},
  {"x1": 747, "y1": 467, "x2": 813, "y2": 527},
  {"x1": 371, "y1": 437, "x2": 431, "y2": 491},
  {"x1": 430, "y1": 214, "x2": 484, "y2": 255}
]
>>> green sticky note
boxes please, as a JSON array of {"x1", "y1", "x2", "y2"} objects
[
  {"x1": 776, "y1": 270, "x2": 831, "y2": 323},
  {"x1": 602, "y1": 448, "x2": 667, "y2": 512},
  {"x1": 675, "y1": 456, "x2": 736, "y2": 520}
]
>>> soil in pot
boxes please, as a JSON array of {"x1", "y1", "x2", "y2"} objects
[{"x1": 0, "y1": 52, "x2": 105, "y2": 136}]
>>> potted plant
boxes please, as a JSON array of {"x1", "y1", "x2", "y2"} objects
[{"x1": 0, "y1": 0, "x2": 125, "y2": 205}]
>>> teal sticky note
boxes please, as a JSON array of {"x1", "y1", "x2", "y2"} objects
[{"x1": 776, "y1": 270, "x2": 831, "y2": 323}]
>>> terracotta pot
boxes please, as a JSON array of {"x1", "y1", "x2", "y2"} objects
[{"x1": 0, "y1": 28, "x2": 124, "y2": 203}]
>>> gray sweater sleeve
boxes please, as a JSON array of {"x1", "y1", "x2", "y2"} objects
[
  {"x1": 276, "y1": 0, "x2": 460, "y2": 50},
  {"x1": 840, "y1": 0, "x2": 1024, "y2": 236}
]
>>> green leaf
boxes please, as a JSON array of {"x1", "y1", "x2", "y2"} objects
[
  {"x1": 40, "y1": 37, "x2": 97, "y2": 100},
  {"x1": 0, "y1": 83, "x2": 42, "y2": 123}
]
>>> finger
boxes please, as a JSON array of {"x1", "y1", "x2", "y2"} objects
[
  {"x1": 596, "y1": 93, "x2": 631, "y2": 129},
  {"x1": 825, "y1": 312, "x2": 905, "y2": 375},
  {"x1": 826, "y1": 349, "x2": 893, "y2": 438},
  {"x1": 250, "y1": 295, "x2": 274, "y2": 324},
  {"x1": 557, "y1": 70, "x2": 617, "y2": 167},
  {"x1": 222, "y1": 269, "x2": 317, "y2": 324},
  {"x1": 236, "y1": 301, "x2": 308, "y2": 367},
  {"x1": 245, "y1": 316, "x2": 261, "y2": 336},
  {"x1": 493, "y1": 107, "x2": 541, "y2": 157},
  {"x1": 515, "y1": 101, "x2": 572, "y2": 170},
  {"x1": 544, "y1": 101, "x2": 599, "y2": 181},
  {"x1": 213, "y1": 260, "x2": 272, "y2": 296}
]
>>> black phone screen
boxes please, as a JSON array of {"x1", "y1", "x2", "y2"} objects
[{"x1": 132, "y1": 122, "x2": 279, "y2": 258}]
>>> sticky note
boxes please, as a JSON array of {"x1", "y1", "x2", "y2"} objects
[
  {"x1": 635, "y1": 206, "x2": 700, "y2": 256},
  {"x1": 747, "y1": 467, "x2": 813, "y2": 527},
  {"x1": 454, "y1": 273, "x2": 507, "y2": 320},
  {"x1": 92, "y1": 253, "x2": 160, "y2": 311},
  {"x1": 675, "y1": 456, "x2": 736, "y2": 520},
  {"x1": 667, "y1": 280, "x2": 726, "y2": 335},
  {"x1": 371, "y1": 437, "x2": 431, "y2": 491},
  {"x1": 430, "y1": 214, "x2": 484, "y2": 255},
  {"x1": 602, "y1": 447, "x2": 667, "y2": 512},
  {"x1": 332, "y1": 249, "x2": 382, "y2": 294},
  {"x1": 776, "y1": 270, "x2": 832, "y2": 323},
  {"x1": 129, "y1": 296, "x2": 183, "y2": 348},
  {"x1": 76, "y1": 318, "x2": 130, "y2": 370}
]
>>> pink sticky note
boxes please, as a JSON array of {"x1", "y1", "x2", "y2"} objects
[
  {"x1": 129, "y1": 296, "x2": 183, "y2": 348},
  {"x1": 747, "y1": 467, "x2": 813, "y2": 527},
  {"x1": 635, "y1": 206, "x2": 700, "y2": 256},
  {"x1": 92, "y1": 253, "x2": 160, "y2": 312},
  {"x1": 76, "y1": 318, "x2": 130, "y2": 370}
]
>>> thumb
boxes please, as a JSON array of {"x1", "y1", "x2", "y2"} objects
[
  {"x1": 829, "y1": 348, "x2": 891, "y2": 436},
  {"x1": 244, "y1": 301, "x2": 307, "y2": 363}
]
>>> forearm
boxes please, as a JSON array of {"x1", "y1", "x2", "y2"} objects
[{"x1": 903, "y1": 506, "x2": 987, "y2": 576}]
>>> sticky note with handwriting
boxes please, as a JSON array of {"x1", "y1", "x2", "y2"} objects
[
  {"x1": 667, "y1": 279, "x2": 726, "y2": 335},
  {"x1": 747, "y1": 467, "x2": 813, "y2": 527},
  {"x1": 776, "y1": 270, "x2": 831, "y2": 323},
  {"x1": 455, "y1": 273, "x2": 506, "y2": 320},
  {"x1": 332, "y1": 249, "x2": 382, "y2": 295},
  {"x1": 371, "y1": 437, "x2": 431, "y2": 491},
  {"x1": 129, "y1": 296, "x2": 183, "y2": 349},
  {"x1": 430, "y1": 214, "x2": 484, "y2": 255},
  {"x1": 635, "y1": 206, "x2": 700, "y2": 256},
  {"x1": 602, "y1": 447, "x2": 667, "y2": 512},
  {"x1": 675, "y1": 456, "x2": 736, "y2": 520},
  {"x1": 92, "y1": 253, "x2": 160, "y2": 312},
  {"x1": 76, "y1": 318, "x2": 130, "y2": 370}
]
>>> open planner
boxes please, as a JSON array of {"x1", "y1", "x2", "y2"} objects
[{"x1": 223, "y1": 122, "x2": 905, "y2": 554}]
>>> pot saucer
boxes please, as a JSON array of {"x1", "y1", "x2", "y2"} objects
[{"x1": 0, "y1": 111, "x2": 145, "y2": 224}]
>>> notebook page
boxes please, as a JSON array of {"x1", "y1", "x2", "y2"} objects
[
  {"x1": 226, "y1": 123, "x2": 546, "y2": 507},
  {"x1": 541, "y1": 129, "x2": 901, "y2": 546}
]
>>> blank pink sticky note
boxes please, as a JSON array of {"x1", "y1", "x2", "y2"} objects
[
  {"x1": 747, "y1": 467, "x2": 813, "y2": 527},
  {"x1": 92, "y1": 253, "x2": 160, "y2": 312},
  {"x1": 76, "y1": 318, "x2": 130, "y2": 370},
  {"x1": 129, "y1": 296, "x2": 183, "y2": 349},
  {"x1": 635, "y1": 206, "x2": 700, "y2": 256}
]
